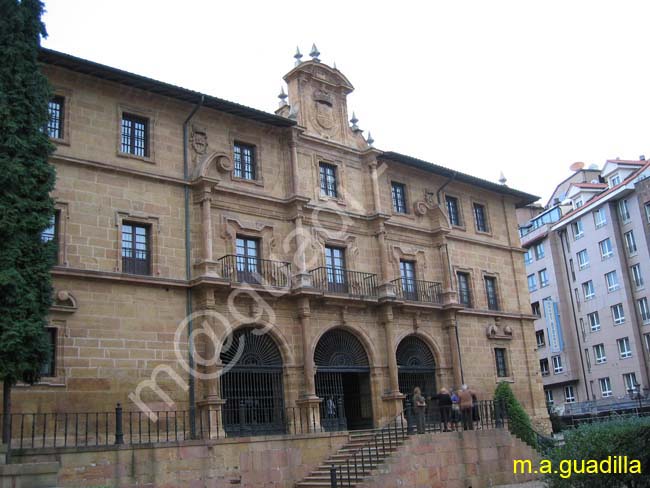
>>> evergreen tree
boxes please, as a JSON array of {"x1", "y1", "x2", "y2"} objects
[{"x1": 0, "y1": 0, "x2": 56, "y2": 443}]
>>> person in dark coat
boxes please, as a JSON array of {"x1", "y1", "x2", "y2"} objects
[
  {"x1": 413, "y1": 387, "x2": 426, "y2": 434},
  {"x1": 436, "y1": 388, "x2": 452, "y2": 432}
]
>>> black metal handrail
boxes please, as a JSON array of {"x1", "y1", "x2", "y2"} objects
[
  {"x1": 122, "y1": 247, "x2": 151, "y2": 275},
  {"x1": 217, "y1": 255, "x2": 291, "y2": 288},
  {"x1": 309, "y1": 267, "x2": 378, "y2": 297},
  {"x1": 391, "y1": 278, "x2": 442, "y2": 303}
]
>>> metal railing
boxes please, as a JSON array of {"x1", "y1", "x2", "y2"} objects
[
  {"x1": 217, "y1": 255, "x2": 291, "y2": 288},
  {"x1": 309, "y1": 267, "x2": 378, "y2": 297},
  {"x1": 122, "y1": 248, "x2": 151, "y2": 275},
  {"x1": 391, "y1": 278, "x2": 442, "y2": 303},
  {"x1": 1, "y1": 403, "x2": 324, "y2": 451}
]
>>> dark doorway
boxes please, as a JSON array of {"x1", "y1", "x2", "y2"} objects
[
  {"x1": 314, "y1": 329, "x2": 373, "y2": 431},
  {"x1": 396, "y1": 335, "x2": 437, "y2": 423},
  {"x1": 220, "y1": 327, "x2": 285, "y2": 436}
]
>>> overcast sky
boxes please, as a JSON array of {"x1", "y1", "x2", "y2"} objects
[{"x1": 41, "y1": 0, "x2": 650, "y2": 203}]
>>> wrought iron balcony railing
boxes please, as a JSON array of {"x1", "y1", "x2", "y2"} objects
[
  {"x1": 391, "y1": 278, "x2": 442, "y2": 304},
  {"x1": 217, "y1": 255, "x2": 291, "y2": 288},
  {"x1": 309, "y1": 267, "x2": 378, "y2": 297},
  {"x1": 122, "y1": 248, "x2": 151, "y2": 275}
]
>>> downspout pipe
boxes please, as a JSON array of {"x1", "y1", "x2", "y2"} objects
[
  {"x1": 183, "y1": 95, "x2": 204, "y2": 438},
  {"x1": 436, "y1": 171, "x2": 457, "y2": 205}
]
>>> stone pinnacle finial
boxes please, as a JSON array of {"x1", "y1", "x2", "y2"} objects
[
  {"x1": 499, "y1": 171, "x2": 507, "y2": 185},
  {"x1": 294, "y1": 46, "x2": 303, "y2": 67},
  {"x1": 278, "y1": 87, "x2": 288, "y2": 107},
  {"x1": 310, "y1": 43, "x2": 321, "y2": 63},
  {"x1": 288, "y1": 105, "x2": 298, "y2": 120},
  {"x1": 333, "y1": 61, "x2": 338, "y2": 70},
  {"x1": 350, "y1": 112, "x2": 360, "y2": 132},
  {"x1": 366, "y1": 132, "x2": 374, "y2": 146}
]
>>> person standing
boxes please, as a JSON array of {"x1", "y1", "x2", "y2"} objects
[
  {"x1": 413, "y1": 387, "x2": 426, "y2": 434},
  {"x1": 458, "y1": 384, "x2": 476, "y2": 431},
  {"x1": 437, "y1": 388, "x2": 452, "y2": 432}
]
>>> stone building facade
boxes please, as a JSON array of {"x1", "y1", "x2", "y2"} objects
[{"x1": 15, "y1": 47, "x2": 547, "y2": 432}]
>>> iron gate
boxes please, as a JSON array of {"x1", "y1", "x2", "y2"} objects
[
  {"x1": 220, "y1": 327, "x2": 285, "y2": 436},
  {"x1": 396, "y1": 335, "x2": 437, "y2": 423}
]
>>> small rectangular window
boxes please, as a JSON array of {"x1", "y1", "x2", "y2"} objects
[
  {"x1": 524, "y1": 250, "x2": 533, "y2": 265},
  {"x1": 121, "y1": 113, "x2": 149, "y2": 157},
  {"x1": 624, "y1": 373, "x2": 639, "y2": 394},
  {"x1": 572, "y1": 219, "x2": 584, "y2": 240},
  {"x1": 495, "y1": 348, "x2": 508, "y2": 377},
  {"x1": 617, "y1": 337, "x2": 632, "y2": 359},
  {"x1": 539, "y1": 358, "x2": 549, "y2": 376},
  {"x1": 446, "y1": 195, "x2": 461, "y2": 226},
  {"x1": 631, "y1": 264, "x2": 644, "y2": 289},
  {"x1": 41, "y1": 211, "x2": 60, "y2": 265},
  {"x1": 618, "y1": 199, "x2": 631, "y2": 222},
  {"x1": 552, "y1": 354, "x2": 563, "y2": 374},
  {"x1": 609, "y1": 174, "x2": 621, "y2": 187},
  {"x1": 484, "y1": 276, "x2": 499, "y2": 311},
  {"x1": 399, "y1": 260, "x2": 417, "y2": 300},
  {"x1": 319, "y1": 163, "x2": 338, "y2": 198},
  {"x1": 531, "y1": 301, "x2": 541, "y2": 316},
  {"x1": 612, "y1": 303, "x2": 625, "y2": 325},
  {"x1": 577, "y1": 249, "x2": 589, "y2": 269},
  {"x1": 539, "y1": 269, "x2": 549, "y2": 288},
  {"x1": 599, "y1": 238, "x2": 613, "y2": 259},
  {"x1": 599, "y1": 377, "x2": 612, "y2": 397},
  {"x1": 594, "y1": 344, "x2": 607, "y2": 364},
  {"x1": 545, "y1": 389, "x2": 554, "y2": 405},
  {"x1": 624, "y1": 231, "x2": 637, "y2": 255},
  {"x1": 39, "y1": 327, "x2": 57, "y2": 377},
  {"x1": 645, "y1": 202, "x2": 650, "y2": 224},
  {"x1": 534, "y1": 242, "x2": 545, "y2": 260},
  {"x1": 391, "y1": 182, "x2": 407, "y2": 213},
  {"x1": 473, "y1": 203, "x2": 488, "y2": 232},
  {"x1": 585, "y1": 348, "x2": 591, "y2": 372},
  {"x1": 582, "y1": 280, "x2": 595, "y2": 300},
  {"x1": 457, "y1": 272, "x2": 472, "y2": 307},
  {"x1": 325, "y1": 245, "x2": 346, "y2": 292},
  {"x1": 564, "y1": 385, "x2": 576, "y2": 403},
  {"x1": 235, "y1": 236, "x2": 261, "y2": 283},
  {"x1": 47, "y1": 96, "x2": 65, "y2": 140},
  {"x1": 527, "y1": 274, "x2": 537, "y2": 292},
  {"x1": 588, "y1": 311, "x2": 600, "y2": 332},
  {"x1": 121, "y1": 222, "x2": 151, "y2": 275},
  {"x1": 593, "y1": 208, "x2": 607, "y2": 228},
  {"x1": 234, "y1": 142, "x2": 256, "y2": 180},
  {"x1": 605, "y1": 270, "x2": 620, "y2": 292},
  {"x1": 638, "y1": 297, "x2": 650, "y2": 323},
  {"x1": 536, "y1": 330, "x2": 545, "y2": 348}
]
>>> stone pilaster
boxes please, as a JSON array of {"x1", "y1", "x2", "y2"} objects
[{"x1": 443, "y1": 313, "x2": 463, "y2": 389}]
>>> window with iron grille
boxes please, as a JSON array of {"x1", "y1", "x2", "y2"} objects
[
  {"x1": 40, "y1": 327, "x2": 57, "y2": 377},
  {"x1": 638, "y1": 297, "x2": 650, "y2": 324},
  {"x1": 617, "y1": 337, "x2": 632, "y2": 359},
  {"x1": 473, "y1": 203, "x2": 488, "y2": 232},
  {"x1": 564, "y1": 385, "x2": 576, "y2": 403},
  {"x1": 552, "y1": 355, "x2": 563, "y2": 373},
  {"x1": 494, "y1": 348, "x2": 508, "y2": 377},
  {"x1": 485, "y1": 276, "x2": 499, "y2": 310},
  {"x1": 539, "y1": 358, "x2": 549, "y2": 376},
  {"x1": 612, "y1": 303, "x2": 625, "y2": 325},
  {"x1": 588, "y1": 311, "x2": 600, "y2": 332},
  {"x1": 599, "y1": 377, "x2": 612, "y2": 397},
  {"x1": 631, "y1": 264, "x2": 644, "y2": 289},
  {"x1": 536, "y1": 330, "x2": 545, "y2": 348},
  {"x1": 121, "y1": 113, "x2": 149, "y2": 157},
  {"x1": 391, "y1": 182, "x2": 407, "y2": 213},
  {"x1": 234, "y1": 142, "x2": 256, "y2": 180},
  {"x1": 594, "y1": 344, "x2": 606, "y2": 364},
  {"x1": 41, "y1": 211, "x2": 60, "y2": 265},
  {"x1": 446, "y1": 195, "x2": 461, "y2": 226},
  {"x1": 319, "y1": 163, "x2": 338, "y2": 197},
  {"x1": 121, "y1": 222, "x2": 151, "y2": 275},
  {"x1": 47, "y1": 96, "x2": 64, "y2": 139},
  {"x1": 457, "y1": 272, "x2": 471, "y2": 307}
]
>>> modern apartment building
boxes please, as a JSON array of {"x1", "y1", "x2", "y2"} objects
[
  {"x1": 12, "y1": 46, "x2": 549, "y2": 435},
  {"x1": 518, "y1": 160, "x2": 650, "y2": 413}
]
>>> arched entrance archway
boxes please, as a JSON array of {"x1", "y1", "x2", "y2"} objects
[
  {"x1": 314, "y1": 329, "x2": 373, "y2": 431},
  {"x1": 220, "y1": 326, "x2": 285, "y2": 436},
  {"x1": 397, "y1": 335, "x2": 437, "y2": 405}
]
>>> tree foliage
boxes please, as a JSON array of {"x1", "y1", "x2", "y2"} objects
[
  {"x1": 494, "y1": 381, "x2": 537, "y2": 448},
  {"x1": 0, "y1": 0, "x2": 56, "y2": 387}
]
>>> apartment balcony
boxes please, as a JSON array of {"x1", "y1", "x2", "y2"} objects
[
  {"x1": 217, "y1": 255, "x2": 291, "y2": 288},
  {"x1": 391, "y1": 278, "x2": 442, "y2": 304},
  {"x1": 309, "y1": 267, "x2": 378, "y2": 298}
]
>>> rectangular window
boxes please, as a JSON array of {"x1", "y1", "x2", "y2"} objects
[
  {"x1": 121, "y1": 222, "x2": 151, "y2": 275},
  {"x1": 564, "y1": 385, "x2": 576, "y2": 403},
  {"x1": 391, "y1": 182, "x2": 407, "y2": 213},
  {"x1": 582, "y1": 280, "x2": 595, "y2": 300},
  {"x1": 624, "y1": 231, "x2": 637, "y2": 255},
  {"x1": 645, "y1": 333, "x2": 650, "y2": 354},
  {"x1": 400, "y1": 260, "x2": 417, "y2": 300},
  {"x1": 473, "y1": 203, "x2": 488, "y2": 232},
  {"x1": 572, "y1": 219, "x2": 584, "y2": 240},
  {"x1": 599, "y1": 377, "x2": 613, "y2": 397},
  {"x1": 233, "y1": 142, "x2": 256, "y2": 180},
  {"x1": 593, "y1": 208, "x2": 607, "y2": 228},
  {"x1": 618, "y1": 199, "x2": 631, "y2": 222},
  {"x1": 605, "y1": 270, "x2": 620, "y2": 292},
  {"x1": 552, "y1": 355, "x2": 563, "y2": 374},
  {"x1": 574, "y1": 198, "x2": 583, "y2": 209},
  {"x1": 585, "y1": 348, "x2": 591, "y2": 372},
  {"x1": 319, "y1": 163, "x2": 338, "y2": 197},
  {"x1": 645, "y1": 202, "x2": 650, "y2": 223},
  {"x1": 534, "y1": 242, "x2": 545, "y2": 260},
  {"x1": 594, "y1": 344, "x2": 607, "y2": 364},
  {"x1": 617, "y1": 337, "x2": 632, "y2": 359},
  {"x1": 484, "y1": 276, "x2": 499, "y2": 311},
  {"x1": 599, "y1": 238, "x2": 613, "y2": 259},
  {"x1": 624, "y1": 373, "x2": 639, "y2": 394},
  {"x1": 588, "y1": 311, "x2": 601, "y2": 332},
  {"x1": 540, "y1": 358, "x2": 549, "y2": 376},
  {"x1": 610, "y1": 174, "x2": 621, "y2": 187},
  {"x1": 580, "y1": 317, "x2": 586, "y2": 341},
  {"x1": 41, "y1": 212, "x2": 60, "y2": 265},
  {"x1": 612, "y1": 303, "x2": 625, "y2": 325},
  {"x1": 631, "y1": 264, "x2": 644, "y2": 289},
  {"x1": 536, "y1": 330, "x2": 546, "y2": 348},
  {"x1": 39, "y1": 327, "x2": 57, "y2": 377},
  {"x1": 569, "y1": 258, "x2": 576, "y2": 281},
  {"x1": 457, "y1": 272, "x2": 472, "y2": 307},
  {"x1": 545, "y1": 389, "x2": 554, "y2": 405},
  {"x1": 527, "y1": 274, "x2": 537, "y2": 292},
  {"x1": 539, "y1": 269, "x2": 549, "y2": 288},
  {"x1": 531, "y1": 301, "x2": 541, "y2": 316},
  {"x1": 325, "y1": 245, "x2": 347, "y2": 292},
  {"x1": 495, "y1": 348, "x2": 508, "y2": 377},
  {"x1": 574, "y1": 288, "x2": 581, "y2": 312},
  {"x1": 47, "y1": 96, "x2": 64, "y2": 140},
  {"x1": 577, "y1": 249, "x2": 589, "y2": 269},
  {"x1": 638, "y1": 297, "x2": 650, "y2": 323},
  {"x1": 235, "y1": 236, "x2": 261, "y2": 283},
  {"x1": 446, "y1": 195, "x2": 461, "y2": 226},
  {"x1": 524, "y1": 249, "x2": 533, "y2": 265},
  {"x1": 120, "y1": 113, "x2": 149, "y2": 157}
]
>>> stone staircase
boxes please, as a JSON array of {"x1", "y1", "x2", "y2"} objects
[{"x1": 296, "y1": 420, "x2": 408, "y2": 488}]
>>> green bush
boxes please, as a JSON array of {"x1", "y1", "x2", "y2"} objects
[
  {"x1": 494, "y1": 382, "x2": 537, "y2": 449},
  {"x1": 544, "y1": 416, "x2": 650, "y2": 488}
]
